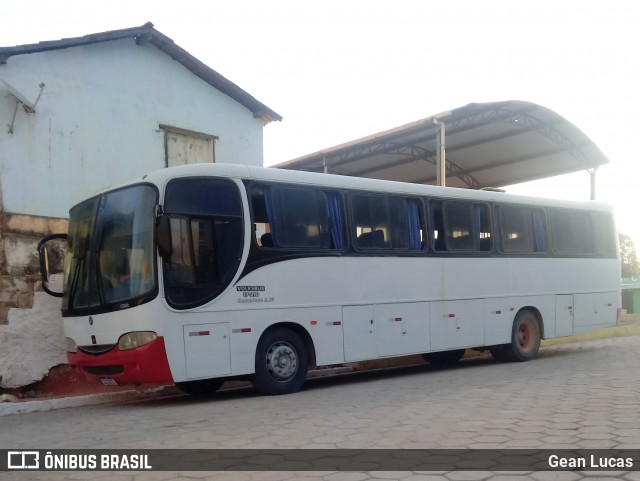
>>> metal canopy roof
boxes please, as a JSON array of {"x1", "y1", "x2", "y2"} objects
[{"x1": 274, "y1": 100, "x2": 608, "y2": 189}]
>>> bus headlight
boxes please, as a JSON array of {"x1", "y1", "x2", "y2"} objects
[
  {"x1": 65, "y1": 337, "x2": 77, "y2": 353},
  {"x1": 117, "y1": 331, "x2": 158, "y2": 351}
]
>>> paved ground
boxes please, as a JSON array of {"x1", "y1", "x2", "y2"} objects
[{"x1": 2, "y1": 335, "x2": 640, "y2": 480}]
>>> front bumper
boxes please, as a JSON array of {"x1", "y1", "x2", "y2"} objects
[{"x1": 67, "y1": 336, "x2": 173, "y2": 384}]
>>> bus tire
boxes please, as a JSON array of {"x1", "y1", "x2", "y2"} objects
[
  {"x1": 502, "y1": 309, "x2": 541, "y2": 362},
  {"x1": 175, "y1": 378, "x2": 224, "y2": 396},
  {"x1": 251, "y1": 328, "x2": 308, "y2": 395},
  {"x1": 421, "y1": 349, "x2": 466, "y2": 364}
]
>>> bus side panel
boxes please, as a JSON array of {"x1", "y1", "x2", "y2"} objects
[
  {"x1": 284, "y1": 306, "x2": 345, "y2": 366},
  {"x1": 484, "y1": 296, "x2": 556, "y2": 345},
  {"x1": 226, "y1": 308, "x2": 284, "y2": 376},
  {"x1": 225, "y1": 306, "x2": 348, "y2": 375},
  {"x1": 484, "y1": 298, "x2": 514, "y2": 346},
  {"x1": 161, "y1": 310, "x2": 235, "y2": 383},
  {"x1": 183, "y1": 323, "x2": 231, "y2": 380},
  {"x1": 511, "y1": 295, "x2": 555, "y2": 339},
  {"x1": 343, "y1": 305, "x2": 375, "y2": 362},
  {"x1": 574, "y1": 291, "x2": 618, "y2": 333},
  {"x1": 555, "y1": 295, "x2": 574, "y2": 337},
  {"x1": 430, "y1": 299, "x2": 484, "y2": 350},
  {"x1": 374, "y1": 302, "x2": 430, "y2": 357}
]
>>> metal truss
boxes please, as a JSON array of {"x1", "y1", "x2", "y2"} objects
[
  {"x1": 322, "y1": 139, "x2": 483, "y2": 189},
  {"x1": 447, "y1": 104, "x2": 590, "y2": 165},
  {"x1": 317, "y1": 102, "x2": 594, "y2": 190}
]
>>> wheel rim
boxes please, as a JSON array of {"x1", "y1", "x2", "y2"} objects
[
  {"x1": 517, "y1": 318, "x2": 536, "y2": 352},
  {"x1": 265, "y1": 341, "x2": 298, "y2": 382}
]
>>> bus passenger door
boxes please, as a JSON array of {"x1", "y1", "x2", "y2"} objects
[
  {"x1": 183, "y1": 323, "x2": 232, "y2": 379},
  {"x1": 343, "y1": 305, "x2": 375, "y2": 362},
  {"x1": 555, "y1": 295, "x2": 574, "y2": 337}
]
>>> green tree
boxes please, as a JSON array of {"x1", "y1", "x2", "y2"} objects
[{"x1": 619, "y1": 233, "x2": 640, "y2": 277}]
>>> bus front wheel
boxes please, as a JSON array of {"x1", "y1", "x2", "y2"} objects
[
  {"x1": 501, "y1": 309, "x2": 541, "y2": 362},
  {"x1": 251, "y1": 328, "x2": 308, "y2": 395}
]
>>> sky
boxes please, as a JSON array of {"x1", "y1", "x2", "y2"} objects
[{"x1": 2, "y1": 0, "x2": 639, "y2": 244}]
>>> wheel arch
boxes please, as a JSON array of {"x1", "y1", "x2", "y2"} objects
[{"x1": 260, "y1": 322, "x2": 317, "y2": 367}]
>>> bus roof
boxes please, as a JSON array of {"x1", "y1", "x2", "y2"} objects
[{"x1": 127, "y1": 163, "x2": 613, "y2": 213}]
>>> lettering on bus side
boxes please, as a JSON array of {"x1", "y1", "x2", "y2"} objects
[
  {"x1": 236, "y1": 286, "x2": 266, "y2": 293},
  {"x1": 236, "y1": 286, "x2": 274, "y2": 304}
]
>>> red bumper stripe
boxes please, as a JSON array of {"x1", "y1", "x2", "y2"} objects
[{"x1": 67, "y1": 336, "x2": 173, "y2": 385}]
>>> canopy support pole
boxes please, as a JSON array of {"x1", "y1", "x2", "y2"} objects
[
  {"x1": 589, "y1": 168, "x2": 597, "y2": 200},
  {"x1": 433, "y1": 118, "x2": 446, "y2": 186}
]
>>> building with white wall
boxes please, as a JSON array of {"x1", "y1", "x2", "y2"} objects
[
  {"x1": 0, "y1": 22, "x2": 281, "y2": 219},
  {"x1": 0, "y1": 22, "x2": 281, "y2": 322}
]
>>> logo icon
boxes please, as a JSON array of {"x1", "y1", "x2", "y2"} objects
[{"x1": 7, "y1": 451, "x2": 40, "y2": 470}]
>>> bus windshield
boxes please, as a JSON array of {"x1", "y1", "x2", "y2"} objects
[{"x1": 62, "y1": 185, "x2": 158, "y2": 315}]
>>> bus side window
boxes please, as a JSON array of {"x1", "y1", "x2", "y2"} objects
[
  {"x1": 497, "y1": 206, "x2": 546, "y2": 254},
  {"x1": 326, "y1": 192, "x2": 346, "y2": 250},
  {"x1": 251, "y1": 187, "x2": 272, "y2": 248},
  {"x1": 499, "y1": 206, "x2": 534, "y2": 253},
  {"x1": 430, "y1": 201, "x2": 446, "y2": 251},
  {"x1": 352, "y1": 195, "x2": 410, "y2": 250},
  {"x1": 163, "y1": 178, "x2": 243, "y2": 308},
  {"x1": 551, "y1": 209, "x2": 593, "y2": 255},
  {"x1": 592, "y1": 211, "x2": 616, "y2": 256},
  {"x1": 252, "y1": 185, "x2": 346, "y2": 250},
  {"x1": 477, "y1": 204, "x2": 492, "y2": 251},
  {"x1": 406, "y1": 198, "x2": 423, "y2": 251},
  {"x1": 430, "y1": 200, "x2": 491, "y2": 253},
  {"x1": 167, "y1": 216, "x2": 195, "y2": 285},
  {"x1": 272, "y1": 187, "x2": 331, "y2": 249},
  {"x1": 443, "y1": 201, "x2": 475, "y2": 251},
  {"x1": 356, "y1": 229, "x2": 385, "y2": 248}
]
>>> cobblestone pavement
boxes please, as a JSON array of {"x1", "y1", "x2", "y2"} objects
[{"x1": 2, "y1": 336, "x2": 640, "y2": 481}]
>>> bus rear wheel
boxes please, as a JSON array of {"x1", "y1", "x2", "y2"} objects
[
  {"x1": 251, "y1": 328, "x2": 308, "y2": 395},
  {"x1": 501, "y1": 309, "x2": 541, "y2": 362},
  {"x1": 175, "y1": 378, "x2": 224, "y2": 396}
]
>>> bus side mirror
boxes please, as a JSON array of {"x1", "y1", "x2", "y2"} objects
[
  {"x1": 37, "y1": 233, "x2": 67, "y2": 298},
  {"x1": 156, "y1": 215, "x2": 172, "y2": 260}
]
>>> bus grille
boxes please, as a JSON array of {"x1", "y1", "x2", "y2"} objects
[{"x1": 78, "y1": 344, "x2": 116, "y2": 355}]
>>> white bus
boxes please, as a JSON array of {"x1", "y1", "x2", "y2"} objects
[{"x1": 39, "y1": 163, "x2": 620, "y2": 395}]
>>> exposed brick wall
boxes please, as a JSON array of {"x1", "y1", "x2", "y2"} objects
[{"x1": 0, "y1": 212, "x2": 68, "y2": 324}]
